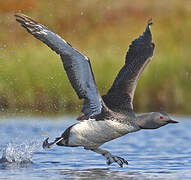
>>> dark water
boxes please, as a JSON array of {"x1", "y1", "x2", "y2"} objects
[{"x1": 0, "y1": 116, "x2": 191, "y2": 180}]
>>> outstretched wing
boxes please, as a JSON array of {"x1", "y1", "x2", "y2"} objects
[
  {"x1": 15, "y1": 13, "x2": 103, "y2": 118},
  {"x1": 102, "y1": 20, "x2": 155, "y2": 114}
]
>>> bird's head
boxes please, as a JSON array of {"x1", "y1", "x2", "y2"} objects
[{"x1": 137, "y1": 112, "x2": 178, "y2": 129}]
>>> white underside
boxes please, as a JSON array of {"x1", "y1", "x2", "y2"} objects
[{"x1": 67, "y1": 119, "x2": 140, "y2": 149}]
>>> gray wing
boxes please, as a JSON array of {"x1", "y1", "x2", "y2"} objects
[
  {"x1": 102, "y1": 20, "x2": 155, "y2": 114},
  {"x1": 15, "y1": 13, "x2": 103, "y2": 118}
]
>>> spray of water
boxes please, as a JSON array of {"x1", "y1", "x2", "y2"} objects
[{"x1": 0, "y1": 140, "x2": 41, "y2": 164}]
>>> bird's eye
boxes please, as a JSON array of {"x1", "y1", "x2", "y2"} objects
[{"x1": 160, "y1": 116, "x2": 163, "y2": 119}]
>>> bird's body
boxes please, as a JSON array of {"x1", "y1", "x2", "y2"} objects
[
  {"x1": 63, "y1": 118, "x2": 140, "y2": 149},
  {"x1": 15, "y1": 14, "x2": 178, "y2": 167}
]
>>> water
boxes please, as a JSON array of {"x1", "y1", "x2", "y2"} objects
[{"x1": 0, "y1": 116, "x2": 191, "y2": 180}]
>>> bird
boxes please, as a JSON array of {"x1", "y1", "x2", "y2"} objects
[{"x1": 15, "y1": 13, "x2": 178, "y2": 167}]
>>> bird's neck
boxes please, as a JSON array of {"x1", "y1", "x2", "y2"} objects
[{"x1": 135, "y1": 113, "x2": 157, "y2": 129}]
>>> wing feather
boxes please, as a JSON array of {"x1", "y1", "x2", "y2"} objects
[
  {"x1": 15, "y1": 13, "x2": 102, "y2": 118},
  {"x1": 103, "y1": 20, "x2": 155, "y2": 114}
]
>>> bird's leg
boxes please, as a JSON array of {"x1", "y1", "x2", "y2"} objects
[
  {"x1": 42, "y1": 137, "x2": 63, "y2": 149},
  {"x1": 91, "y1": 148, "x2": 128, "y2": 167}
]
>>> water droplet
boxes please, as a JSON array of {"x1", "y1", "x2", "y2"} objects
[{"x1": 0, "y1": 140, "x2": 40, "y2": 164}]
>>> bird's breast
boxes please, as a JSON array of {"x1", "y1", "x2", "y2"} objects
[{"x1": 67, "y1": 119, "x2": 139, "y2": 148}]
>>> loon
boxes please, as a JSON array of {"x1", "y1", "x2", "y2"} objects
[{"x1": 15, "y1": 13, "x2": 178, "y2": 167}]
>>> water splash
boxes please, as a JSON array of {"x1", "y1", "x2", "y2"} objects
[{"x1": 0, "y1": 140, "x2": 40, "y2": 165}]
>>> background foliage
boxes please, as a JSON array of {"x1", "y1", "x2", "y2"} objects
[{"x1": 0, "y1": 0, "x2": 190, "y2": 115}]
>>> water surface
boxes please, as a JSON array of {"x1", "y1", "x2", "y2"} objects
[{"x1": 0, "y1": 116, "x2": 191, "y2": 179}]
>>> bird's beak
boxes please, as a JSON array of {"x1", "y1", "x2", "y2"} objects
[{"x1": 167, "y1": 119, "x2": 179, "y2": 123}]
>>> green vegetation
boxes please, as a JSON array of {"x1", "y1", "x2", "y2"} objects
[{"x1": 0, "y1": 0, "x2": 190, "y2": 115}]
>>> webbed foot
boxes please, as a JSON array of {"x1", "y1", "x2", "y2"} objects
[
  {"x1": 106, "y1": 155, "x2": 128, "y2": 167},
  {"x1": 91, "y1": 148, "x2": 128, "y2": 168},
  {"x1": 42, "y1": 137, "x2": 63, "y2": 149}
]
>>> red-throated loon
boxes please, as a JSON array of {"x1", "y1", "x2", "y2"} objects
[{"x1": 15, "y1": 14, "x2": 178, "y2": 167}]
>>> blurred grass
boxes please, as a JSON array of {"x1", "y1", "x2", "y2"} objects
[{"x1": 0, "y1": 0, "x2": 191, "y2": 115}]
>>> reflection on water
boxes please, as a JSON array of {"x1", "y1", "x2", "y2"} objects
[
  {"x1": 58, "y1": 168, "x2": 154, "y2": 180},
  {"x1": 0, "y1": 116, "x2": 190, "y2": 179}
]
